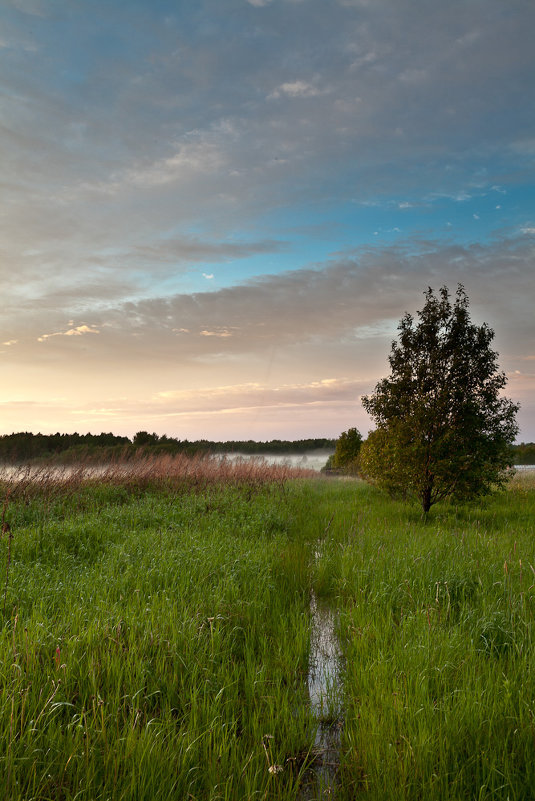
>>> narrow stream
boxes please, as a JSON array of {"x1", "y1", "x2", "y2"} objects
[{"x1": 301, "y1": 558, "x2": 344, "y2": 798}]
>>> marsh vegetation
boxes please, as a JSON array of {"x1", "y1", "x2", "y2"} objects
[{"x1": 0, "y1": 457, "x2": 534, "y2": 799}]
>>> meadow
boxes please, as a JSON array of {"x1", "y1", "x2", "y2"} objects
[{"x1": 0, "y1": 456, "x2": 534, "y2": 800}]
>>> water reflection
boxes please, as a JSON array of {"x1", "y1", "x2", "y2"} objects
[{"x1": 302, "y1": 590, "x2": 343, "y2": 799}]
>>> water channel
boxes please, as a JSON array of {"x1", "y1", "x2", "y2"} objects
[{"x1": 301, "y1": 545, "x2": 344, "y2": 798}]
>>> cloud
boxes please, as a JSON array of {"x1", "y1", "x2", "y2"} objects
[
  {"x1": 80, "y1": 137, "x2": 227, "y2": 196},
  {"x1": 123, "y1": 141, "x2": 225, "y2": 189},
  {"x1": 4, "y1": 2, "x2": 534, "y2": 198},
  {"x1": 2, "y1": 235, "x2": 533, "y2": 382},
  {"x1": 23, "y1": 235, "x2": 525, "y2": 366},
  {"x1": 62, "y1": 382, "x2": 375, "y2": 441},
  {"x1": 200, "y1": 328, "x2": 234, "y2": 338},
  {"x1": 37, "y1": 324, "x2": 100, "y2": 343},
  {"x1": 2, "y1": 0, "x2": 534, "y2": 282},
  {"x1": 65, "y1": 377, "x2": 369, "y2": 425},
  {"x1": 268, "y1": 80, "x2": 326, "y2": 99},
  {"x1": 0, "y1": 233, "x2": 532, "y2": 438},
  {"x1": 151, "y1": 377, "x2": 365, "y2": 415},
  {"x1": 129, "y1": 237, "x2": 287, "y2": 265},
  {"x1": 0, "y1": 234, "x2": 287, "y2": 334}
]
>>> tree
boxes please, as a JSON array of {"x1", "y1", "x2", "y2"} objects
[
  {"x1": 360, "y1": 285, "x2": 519, "y2": 513},
  {"x1": 133, "y1": 431, "x2": 159, "y2": 447},
  {"x1": 326, "y1": 427, "x2": 363, "y2": 473}
]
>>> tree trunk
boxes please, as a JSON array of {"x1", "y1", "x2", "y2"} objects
[{"x1": 422, "y1": 485, "x2": 432, "y2": 514}]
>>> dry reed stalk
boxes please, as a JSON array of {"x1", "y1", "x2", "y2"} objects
[{"x1": 0, "y1": 452, "x2": 316, "y2": 502}]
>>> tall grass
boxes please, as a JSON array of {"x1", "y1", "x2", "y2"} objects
[
  {"x1": 0, "y1": 451, "x2": 315, "y2": 499},
  {"x1": 1, "y1": 461, "x2": 534, "y2": 799},
  {"x1": 296, "y1": 475, "x2": 535, "y2": 800},
  {"x1": 0, "y1": 457, "x2": 316, "y2": 800}
]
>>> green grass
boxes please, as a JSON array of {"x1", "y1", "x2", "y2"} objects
[
  {"x1": 297, "y1": 476, "x2": 535, "y2": 800},
  {"x1": 0, "y1": 482, "x2": 315, "y2": 800},
  {"x1": 1, "y1": 467, "x2": 535, "y2": 799}
]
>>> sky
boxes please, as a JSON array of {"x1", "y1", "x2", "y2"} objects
[{"x1": 1, "y1": 0, "x2": 534, "y2": 442}]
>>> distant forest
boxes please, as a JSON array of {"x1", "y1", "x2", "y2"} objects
[
  {"x1": 0, "y1": 431, "x2": 533, "y2": 465},
  {"x1": 513, "y1": 442, "x2": 535, "y2": 465},
  {"x1": 0, "y1": 431, "x2": 336, "y2": 463}
]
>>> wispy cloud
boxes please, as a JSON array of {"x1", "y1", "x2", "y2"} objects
[
  {"x1": 199, "y1": 328, "x2": 235, "y2": 338},
  {"x1": 10, "y1": 235, "x2": 532, "y2": 369},
  {"x1": 154, "y1": 377, "x2": 362, "y2": 414},
  {"x1": 128, "y1": 237, "x2": 287, "y2": 265},
  {"x1": 268, "y1": 80, "x2": 327, "y2": 100},
  {"x1": 122, "y1": 140, "x2": 225, "y2": 189},
  {"x1": 37, "y1": 324, "x2": 100, "y2": 343}
]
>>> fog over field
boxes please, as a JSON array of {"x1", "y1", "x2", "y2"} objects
[{"x1": 223, "y1": 450, "x2": 334, "y2": 472}]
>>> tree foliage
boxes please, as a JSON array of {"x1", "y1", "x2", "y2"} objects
[
  {"x1": 513, "y1": 442, "x2": 535, "y2": 465},
  {"x1": 361, "y1": 285, "x2": 519, "y2": 513},
  {"x1": 326, "y1": 427, "x2": 363, "y2": 473},
  {"x1": 0, "y1": 432, "x2": 336, "y2": 463}
]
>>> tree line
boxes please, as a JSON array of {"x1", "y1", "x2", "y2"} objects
[
  {"x1": 0, "y1": 431, "x2": 335, "y2": 463},
  {"x1": 328, "y1": 432, "x2": 534, "y2": 472},
  {"x1": 513, "y1": 442, "x2": 535, "y2": 465}
]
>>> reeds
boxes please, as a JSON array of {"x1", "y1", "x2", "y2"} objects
[{"x1": 0, "y1": 451, "x2": 316, "y2": 503}]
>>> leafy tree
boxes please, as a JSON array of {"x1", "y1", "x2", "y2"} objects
[
  {"x1": 133, "y1": 431, "x2": 159, "y2": 447},
  {"x1": 512, "y1": 442, "x2": 535, "y2": 465},
  {"x1": 327, "y1": 427, "x2": 363, "y2": 473},
  {"x1": 360, "y1": 285, "x2": 519, "y2": 513}
]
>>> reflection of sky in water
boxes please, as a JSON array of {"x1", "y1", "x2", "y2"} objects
[
  {"x1": 301, "y1": 590, "x2": 343, "y2": 798},
  {"x1": 308, "y1": 592, "x2": 342, "y2": 719}
]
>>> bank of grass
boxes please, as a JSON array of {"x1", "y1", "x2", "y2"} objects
[{"x1": 1, "y1": 459, "x2": 535, "y2": 800}]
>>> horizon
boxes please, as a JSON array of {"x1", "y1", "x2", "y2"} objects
[
  {"x1": 1, "y1": 0, "x2": 534, "y2": 441},
  {"x1": 0, "y1": 430, "x2": 533, "y2": 448}
]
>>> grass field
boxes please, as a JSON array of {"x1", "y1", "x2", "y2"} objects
[{"x1": 0, "y1": 458, "x2": 534, "y2": 800}]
